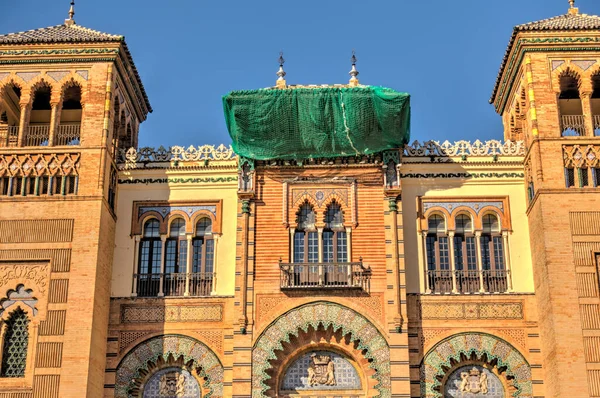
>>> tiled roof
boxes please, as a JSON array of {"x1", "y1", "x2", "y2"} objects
[
  {"x1": 490, "y1": 11, "x2": 600, "y2": 105},
  {"x1": 0, "y1": 24, "x2": 122, "y2": 44},
  {"x1": 0, "y1": 23, "x2": 151, "y2": 114}
]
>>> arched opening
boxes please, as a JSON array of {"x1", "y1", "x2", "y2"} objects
[
  {"x1": 1, "y1": 308, "x2": 29, "y2": 377},
  {"x1": 192, "y1": 217, "x2": 214, "y2": 296},
  {"x1": 591, "y1": 72, "x2": 600, "y2": 136},
  {"x1": 558, "y1": 71, "x2": 584, "y2": 136},
  {"x1": 27, "y1": 83, "x2": 52, "y2": 146},
  {"x1": 57, "y1": 83, "x2": 82, "y2": 145},
  {"x1": 111, "y1": 98, "x2": 121, "y2": 158},
  {"x1": 137, "y1": 218, "x2": 161, "y2": 297},
  {"x1": 164, "y1": 218, "x2": 187, "y2": 296},
  {"x1": 322, "y1": 201, "x2": 348, "y2": 286},
  {"x1": 425, "y1": 214, "x2": 451, "y2": 293},
  {"x1": 292, "y1": 202, "x2": 318, "y2": 286},
  {"x1": 0, "y1": 83, "x2": 21, "y2": 147},
  {"x1": 481, "y1": 214, "x2": 508, "y2": 292},
  {"x1": 453, "y1": 214, "x2": 478, "y2": 293}
]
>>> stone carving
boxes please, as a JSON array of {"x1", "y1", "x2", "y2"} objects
[
  {"x1": 459, "y1": 367, "x2": 488, "y2": 394},
  {"x1": 121, "y1": 305, "x2": 223, "y2": 323},
  {"x1": 563, "y1": 144, "x2": 599, "y2": 168},
  {"x1": 307, "y1": 354, "x2": 336, "y2": 386},
  {"x1": 403, "y1": 140, "x2": 525, "y2": 157},
  {"x1": 0, "y1": 284, "x2": 38, "y2": 317},
  {"x1": 119, "y1": 144, "x2": 236, "y2": 165},
  {"x1": 420, "y1": 302, "x2": 523, "y2": 320},
  {"x1": 0, "y1": 153, "x2": 80, "y2": 177},
  {"x1": 0, "y1": 263, "x2": 49, "y2": 294},
  {"x1": 159, "y1": 371, "x2": 186, "y2": 396},
  {"x1": 292, "y1": 188, "x2": 349, "y2": 208}
]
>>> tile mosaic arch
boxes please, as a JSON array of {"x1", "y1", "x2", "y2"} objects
[
  {"x1": 252, "y1": 301, "x2": 391, "y2": 398},
  {"x1": 115, "y1": 334, "x2": 223, "y2": 398},
  {"x1": 421, "y1": 333, "x2": 532, "y2": 398}
]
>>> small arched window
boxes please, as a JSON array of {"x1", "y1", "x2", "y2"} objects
[
  {"x1": 453, "y1": 214, "x2": 477, "y2": 272},
  {"x1": 1, "y1": 308, "x2": 29, "y2": 377},
  {"x1": 481, "y1": 214, "x2": 504, "y2": 271},
  {"x1": 165, "y1": 219, "x2": 187, "y2": 274},
  {"x1": 57, "y1": 84, "x2": 82, "y2": 146},
  {"x1": 558, "y1": 72, "x2": 584, "y2": 136},
  {"x1": 294, "y1": 203, "x2": 318, "y2": 264},
  {"x1": 323, "y1": 202, "x2": 347, "y2": 263},
  {"x1": 27, "y1": 83, "x2": 52, "y2": 146},
  {"x1": 193, "y1": 218, "x2": 214, "y2": 273},
  {"x1": 137, "y1": 219, "x2": 161, "y2": 296},
  {"x1": 425, "y1": 214, "x2": 450, "y2": 293}
]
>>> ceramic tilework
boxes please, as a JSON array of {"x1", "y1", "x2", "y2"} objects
[
  {"x1": 421, "y1": 333, "x2": 532, "y2": 398},
  {"x1": 115, "y1": 335, "x2": 223, "y2": 398},
  {"x1": 252, "y1": 301, "x2": 390, "y2": 398}
]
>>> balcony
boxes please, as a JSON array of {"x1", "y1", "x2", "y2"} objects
[
  {"x1": 279, "y1": 261, "x2": 371, "y2": 292},
  {"x1": 133, "y1": 272, "x2": 214, "y2": 297},
  {"x1": 426, "y1": 270, "x2": 510, "y2": 294},
  {"x1": 0, "y1": 126, "x2": 19, "y2": 147},
  {"x1": 561, "y1": 115, "x2": 586, "y2": 136},
  {"x1": 55, "y1": 124, "x2": 80, "y2": 146},
  {"x1": 25, "y1": 124, "x2": 50, "y2": 146}
]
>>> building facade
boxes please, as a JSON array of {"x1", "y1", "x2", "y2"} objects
[{"x1": 0, "y1": 2, "x2": 599, "y2": 398}]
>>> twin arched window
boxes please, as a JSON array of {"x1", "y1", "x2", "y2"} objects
[{"x1": 293, "y1": 202, "x2": 347, "y2": 263}]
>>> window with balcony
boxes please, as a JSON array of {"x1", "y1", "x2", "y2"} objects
[
  {"x1": 136, "y1": 219, "x2": 161, "y2": 297},
  {"x1": 558, "y1": 71, "x2": 585, "y2": 136},
  {"x1": 191, "y1": 217, "x2": 214, "y2": 296},
  {"x1": 0, "y1": 83, "x2": 21, "y2": 148},
  {"x1": 56, "y1": 84, "x2": 81, "y2": 146},
  {"x1": 425, "y1": 214, "x2": 452, "y2": 293},
  {"x1": 164, "y1": 218, "x2": 187, "y2": 296},
  {"x1": 481, "y1": 214, "x2": 508, "y2": 293},
  {"x1": 27, "y1": 83, "x2": 52, "y2": 146},
  {"x1": 453, "y1": 214, "x2": 479, "y2": 293}
]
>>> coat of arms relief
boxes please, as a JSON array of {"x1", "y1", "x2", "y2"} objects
[
  {"x1": 459, "y1": 367, "x2": 489, "y2": 394},
  {"x1": 159, "y1": 372, "x2": 186, "y2": 397},
  {"x1": 307, "y1": 353, "x2": 336, "y2": 386}
]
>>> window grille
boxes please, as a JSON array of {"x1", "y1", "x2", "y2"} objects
[
  {"x1": 565, "y1": 167, "x2": 575, "y2": 187},
  {"x1": 1, "y1": 308, "x2": 29, "y2": 378},
  {"x1": 580, "y1": 168, "x2": 589, "y2": 187}
]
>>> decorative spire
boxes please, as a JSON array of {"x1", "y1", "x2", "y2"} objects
[
  {"x1": 65, "y1": 0, "x2": 76, "y2": 26},
  {"x1": 276, "y1": 52, "x2": 287, "y2": 88},
  {"x1": 568, "y1": 0, "x2": 579, "y2": 14},
  {"x1": 348, "y1": 50, "x2": 360, "y2": 87}
]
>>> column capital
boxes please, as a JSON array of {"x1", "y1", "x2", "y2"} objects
[
  {"x1": 133, "y1": 235, "x2": 141, "y2": 242},
  {"x1": 448, "y1": 231, "x2": 455, "y2": 238},
  {"x1": 186, "y1": 233, "x2": 193, "y2": 241},
  {"x1": 502, "y1": 230, "x2": 509, "y2": 237},
  {"x1": 160, "y1": 234, "x2": 167, "y2": 242},
  {"x1": 475, "y1": 231, "x2": 482, "y2": 238},
  {"x1": 421, "y1": 231, "x2": 428, "y2": 238}
]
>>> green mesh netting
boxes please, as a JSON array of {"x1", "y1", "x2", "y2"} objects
[{"x1": 223, "y1": 86, "x2": 410, "y2": 160}]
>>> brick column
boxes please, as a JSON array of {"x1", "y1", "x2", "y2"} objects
[
  {"x1": 48, "y1": 102, "x2": 60, "y2": 146},
  {"x1": 17, "y1": 103, "x2": 28, "y2": 146}
]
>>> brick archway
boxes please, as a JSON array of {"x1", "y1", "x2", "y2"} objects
[{"x1": 252, "y1": 301, "x2": 391, "y2": 398}]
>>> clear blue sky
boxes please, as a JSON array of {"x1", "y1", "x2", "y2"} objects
[{"x1": 3, "y1": 0, "x2": 599, "y2": 147}]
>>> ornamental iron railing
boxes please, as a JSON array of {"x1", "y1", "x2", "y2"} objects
[
  {"x1": 25, "y1": 125, "x2": 50, "y2": 146},
  {"x1": 133, "y1": 272, "x2": 214, "y2": 297},
  {"x1": 561, "y1": 115, "x2": 586, "y2": 136},
  {"x1": 55, "y1": 124, "x2": 80, "y2": 146},
  {"x1": 427, "y1": 269, "x2": 510, "y2": 294},
  {"x1": 0, "y1": 126, "x2": 18, "y2": 147},
  {"x1": 279, "y1": 260, "x2": 371, "y2": 292}
]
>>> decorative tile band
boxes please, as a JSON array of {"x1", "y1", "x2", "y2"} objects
[
  {"x1": 118, "y1": 177, "x2": 238, "y2": 185},
  {"x1": 138, "y1": 205, "x2": 217, "y2": 218},
  {"x1": 120, "y1": 305, "x2": 223, "y2": 323},
  {"x1": 400, "y1": 172, "x2": 524, "y2": 179},
  {"x1": 423, "y1": 201, "x2": 504, "y2": 215},
  {"x1": 118, "y1": 144, "x2": 236, "y2": 164}
]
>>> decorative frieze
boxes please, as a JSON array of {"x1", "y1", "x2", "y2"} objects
[
  {"x1": 403, "y1": 140, "x2": 525, "y2": 158},
  {"x1": 423, "y1": 201, "x2": 504, "y2": 215},
  {"x1": 138, "y1": 205, "x2": 217, "y2": 218},
  {"x1": 120, "y1": 304, "x2": 223, "y2": 323},
  {"x1": 419, "y1": 302, "x2": 523, "y2": 320},
  {"x1": 0, "y1": 153, "x2": 80, "y2": 177},
  {"x1": 563, "y1": 144, "x2": 599, "y2": 168},
  {"x1": 118, "y1": 144, "x2": 236, "y2": 165}
]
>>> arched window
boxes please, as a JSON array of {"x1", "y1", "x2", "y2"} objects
[
  {"x1": 27, "y1": 83, "x2": 52, "y2": 146},
  {"x1": 0, "y1": 83, "x2": 21, "y2": 148},
  {"x1": 592, "y1": 72, "x2": 600, "y2": 136},
  {"x1": 323, "y1": 202, "x2": 347, "y2": 263},
  {"x1": 426, "y1": 215, "x2": 451, "y2": 293},
  {"x1": 453, "y1": 214, "x2": 478, "y2": 293},
  {"x1": 1, "y1": 308, "x2": 29, "y2": 377},
  {"x1": 481, "y1": 214, "x2": 507, "y2": 292},
  {"x1": 558, "y1": 72, "x2": 584, "y2": 136},
  {"x1": 192, "y1": 217, "x2": 214, "y2": 296},
  {"x1": 137, "y1": 219, "x2": 161, "y2": 296},
  {"x1": 57, "y1": 84, "x2": 82, "y2": 146},
  {"x1": 294, "y1": 203, "x2": 318, "y2": 264},
  {"x1": 164, "y1": 218, "x2": 187, "y2": 296}
]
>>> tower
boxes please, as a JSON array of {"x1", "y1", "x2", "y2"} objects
[
  {"x1": 491, "y1": 2, "x2": 600, "y2": 396},
  {"x1": 0, "y1": 3, "x2": 150, "y2": 397}
]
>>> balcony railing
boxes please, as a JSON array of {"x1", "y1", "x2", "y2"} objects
[
  {"x1": 561, "y1": 115, "x2": 586, "y2": 136},
  {"x1": 133, "y1": 272, "x2": 214, "y2": 297},
  {"x1": 55, "y1": 124, "x2": 80, "y2": 146},
  {"x1": 427, "y1": 270, "x2": 510, "y2": 294},
  {"x1": 0, "y1": 126, "x2": 19, "y2": 147},
  {"x1": 279, "y1": 261, "x2": 371, "y2": 292},
  {"x1": 25, "y1": 124, "x2": 50, "y2": 146}
]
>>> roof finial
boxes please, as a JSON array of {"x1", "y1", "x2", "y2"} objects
[
  {"x1": 568, "y1": 0, "x2": 579, "y2": 14},
  {"x1": 348, "y1": 50, "x2": 360, "y2": 87},
  {"x1": 276, "y1": 52, "x2": 287, "y2": 88},
  {"x1": 65, "y1": 0, "x2": 76, "y2": 26}
]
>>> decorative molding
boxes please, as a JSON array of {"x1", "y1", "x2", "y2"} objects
[
  {"x1": 0, "y1": 284, "x2": 38, "y2": 317},
  {"x1": 0, "y1": 153, "x2": 80, "y2": 177},
  {"x1": 116, "y1": 334, "x2": 223, "y2": 398},
  {"x1": 0, "y1": 219, "x2": 74, "y2": 244},
  {"x1": 138, "y1": 205, "x2": 217, "y2": 219},
  {"x1": 120, "y1": 305, "x2": 223, "y2": 323},
  {"x1": 403, "y1": 140, "x2": 525, "y2": 157},
  {"x1": 291, "y1": 188, "x2": 349, "y2": 208},
  {"x1": 119, "y1": 331, "x2": 153, "y2": 353},
  {"x1": 118, "y1": 144, "x2": 236, "y2": 166},
  {"x1": 401, "y1": 172, "x2": 524, "y2": 179},
  {"x1": 423, "y1": 201, "x2": 504, "y2": 215},
  {"x1": 421, "y1": 333, "x2": 532, "y2": 397},
  {"x1": 563, "y1": 144, "x2": 599, "y2": 168},
  {"x1": 252, "y1": 301, "x2": 391, "y2": 398},
  {"x1": 419, "y1": 302, "x2": 523, "y2": 320},
  {"x1": 0, "y1": 263, "x2": 50, "y2": 295},
  {"x1": 118, "y1": 177, "x2": 237, "y2": 185},
  {"x1": 0, "y1": 48, "x2": 119, "y2": 57},
  {"x1": 46, "y1": 71, "x2": 70, "y2": 82}
]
